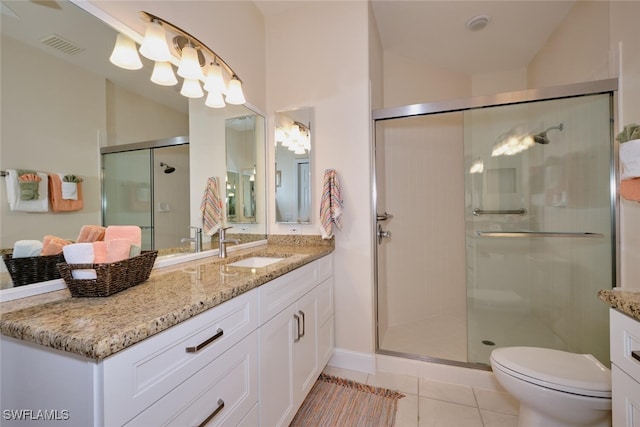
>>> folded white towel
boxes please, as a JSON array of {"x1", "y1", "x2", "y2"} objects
[
  {"x1": 61, "y1": 179, "x2": 78, "y2": 200},
  {"x1": 63, "y1": 243, "x2": 96, "y2": 279},
  {"x1": 5, "y1": 170, "x2": 49, "y2": 212},
  {"x1": 12, "y1": 240, "x2": 43, "y2": 258},
  {"x1": 620, "y1": 139, "x2": 640, "y2": 180}
]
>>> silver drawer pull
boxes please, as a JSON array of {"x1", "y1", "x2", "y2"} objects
[
  {"x1": 298, "y1": 310, "x2": 306, "y2": 338},
  {"x1": 632, "y1": 351, "x2": 640, "y2": 363},
  {"x1": 186, "y1": 328, "x2": 224, "y2": 353},
  {"x1": 198, "y1": 398, "x2": 224, "y2": 427},
  {"x1": 293, "y1": 314, "x2": 301, "y2": 342}
]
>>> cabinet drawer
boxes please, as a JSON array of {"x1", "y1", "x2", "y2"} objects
[
  {"x1": 612, "y1": 365, "x2": 640, "y2": 427},
  {"x1": 611, "y1": 308, "x2": 640, "y2": 381},
  {"x1": 126, "y1": 331, "x2": 258, "y2": 427},
  {"x1": 259, "y1": 261, "x2": 317, "y2": 325},
  {"x1": 104, "y1": 290, "x2": 258, "y2": 427}
]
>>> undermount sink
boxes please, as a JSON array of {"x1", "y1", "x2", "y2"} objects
[{"x1": 228, "y1": 256, "x2": 285, "y2": 268}]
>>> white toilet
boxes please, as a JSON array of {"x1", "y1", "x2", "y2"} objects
[{"x1": 490, "y1": 347, "x2": 611, "y2": 427}]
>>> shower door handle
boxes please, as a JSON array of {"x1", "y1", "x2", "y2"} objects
[
  {"x1": 377, "y1": 212, "x2": 394, "y2": 221},
  {"x1": 377, "y1": 224, "x2": 391, "y2": 244}
]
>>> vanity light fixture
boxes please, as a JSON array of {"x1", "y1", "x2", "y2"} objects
[
  {"x1": 109, "y1": 11, "x2": 246, "y2": 109},
  {"x1": 275, "y1": 121, "x2": 311, "y2": 154}
]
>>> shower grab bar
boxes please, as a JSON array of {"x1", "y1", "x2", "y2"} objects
[
  {"x1": 475, "y1": 231, "x2": 604, "y2": 238},
  {"x1": 472, "y1": 208, "x2": 527, "y2": 216}
]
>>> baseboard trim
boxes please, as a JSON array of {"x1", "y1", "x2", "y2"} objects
[{"x1": 328, "y1": 348, "x2": 376, "y2": 375}]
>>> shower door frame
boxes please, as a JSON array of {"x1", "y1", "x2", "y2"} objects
[{"x1": 372, "y1": 78, "x2": 619, "y2": 370}]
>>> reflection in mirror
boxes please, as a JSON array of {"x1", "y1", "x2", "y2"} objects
[
  {"x1": 275, "y1": 108, "x2": 312, "y2": 223},
  {"x1": 0, "y1": 0, "x2": 267, "y2": 296},
  {"x1": 226, "y1": 116, "x2": 257, "y2": 223}
]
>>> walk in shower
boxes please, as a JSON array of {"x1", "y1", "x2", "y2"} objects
[
  {"x1": 101, "y1": 137, "x2": 190, "y2": 251},
  {"x1": 374, "y1": 80, "x2": 617, "y2": 368}
]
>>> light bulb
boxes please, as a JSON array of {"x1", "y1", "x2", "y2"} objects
[
  {"x1": 150, "y1": 61, "x2": 177, "y2": 86},
  {"x1": 205, "y1": 90, "x2": 225, "y2": 108},
  {"x1": 139, "y1": 21, "x2": 172, "y2": 62},
  {"x1": 204, "y1": 62, "x2": 226, "y2": 93},
  {"x1": 177, "y1": 45, "x2": 204, "y2": 80},
  {"x1": 180, "y1": 78, "x2": 204, "y2": 98},
  {"x1": 225, "y1": 77, "x2": 246, "y2": 105},
  {"x1": 109, "y1": 33, "x2": 142, "y2": 70}
]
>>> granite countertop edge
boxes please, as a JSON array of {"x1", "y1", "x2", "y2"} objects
[
  {"x1": 0, "y1": 241, "x2": 334, "y2": 360},
  {"x1": 597, "y1": 288, "x2": 640, "y2": 322}
]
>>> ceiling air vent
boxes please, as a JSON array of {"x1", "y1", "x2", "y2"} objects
[{"x1": 40, "y1": 34, "x2": 84, "y2": 56}]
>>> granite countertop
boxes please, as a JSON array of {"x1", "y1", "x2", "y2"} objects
[
  {"x1": 0, "y1": 239, "x2": 333, "y2": 361},
  {"x1": 598, "y1": 288, "x2": 640, "y2": 321}
]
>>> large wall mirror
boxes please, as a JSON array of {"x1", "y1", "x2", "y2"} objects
[
  {"x1": 275, "y1": 108, "x2": 313, "y2": 224},
  {"x1": 0, "y1": 0, "x2": 266, "y2": 295}
]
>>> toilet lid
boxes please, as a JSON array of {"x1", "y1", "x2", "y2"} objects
[{"x1": 490, "y1": 347, "x2": 611, "y2": 398}]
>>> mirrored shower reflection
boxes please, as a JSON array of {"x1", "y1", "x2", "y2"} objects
[
  {"x1": 375, "y1": 92, "x2": 614, "y2": 367},
  {"x1": 102, "y1": 141, "x2": 190, "y2": 251}
]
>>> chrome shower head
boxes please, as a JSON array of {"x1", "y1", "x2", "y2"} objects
[
  {"x1": 533, "y1": 123, "x2": 564, "y2": 145},
  {"x1": 160, "y1": 162, "x2": 176, "y2": 174}
]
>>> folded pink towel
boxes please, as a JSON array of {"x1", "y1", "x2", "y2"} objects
[
  {"x1": 76, "y1": 225, "x2": 106, "y2": 243},
  {"x1": 92, "y1": 241, "x2": 108, "y2": 263},
  {"x1": 106, "y1": 239, "x2": 131, "y2": 263},
  {"x1": 104, "y1": 225, "x2": 142, "y2": 247}
]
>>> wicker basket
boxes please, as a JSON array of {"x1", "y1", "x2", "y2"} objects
[
  {"x1": 57, "y1": 251, "x2": 158, "y2": 297},
  {"x1": 2, "y1": 253, "x2": 65, "y2": 287}
]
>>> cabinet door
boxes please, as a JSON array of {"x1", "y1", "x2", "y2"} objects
[
  {"x1": 293, "y1": 287, "x2": 319, "y2": 409},
  {"x1": 259, "y1": 305, "x2": 296, "y2": 427},
  {"x1": 613, "y1": 365, "x2": 640, "y2": 427}
]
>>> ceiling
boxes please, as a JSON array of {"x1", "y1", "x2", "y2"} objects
[{"x1": 256, "y1": 0, "x2": 576, "y2": 76}]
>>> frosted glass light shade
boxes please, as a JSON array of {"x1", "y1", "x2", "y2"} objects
[
  {"x1": 225, "y1": 77, "x2": 246, "y2": 105},
  {"x1": 109, "y1": 33, "x2": 142, "y2": 70},
  {"x1": 180, "y1": 78, "x2": 204, "y2": 98},
  {"x1": 150, "y1": 61, "x2": 177, "y2": 86},
  {"x1": 205, "y1": 90, "x2": 225, "y2": 108},
  {"x1": 204, "y1": 62, "x2": 226, "y2": 93},
  {"x1": 139, "y1": 21, "x2": 172, "y2": 62},
  {"x1": 177, "y1": 45, "x2": 204, "y2": 80}
]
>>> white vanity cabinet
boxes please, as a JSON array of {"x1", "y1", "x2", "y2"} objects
[
  {"x1": 258, "y1": 254, "x2": 334, "y2": 427},
  {"x1": 1, "y1": 288, "x2": 259, "y2": 427},
  {"x1": 610, "y1": 308, "x2": 640, "y2": 427},
  {"x1": 0, "y1": 252, "x2": 334, "y2": 427}
]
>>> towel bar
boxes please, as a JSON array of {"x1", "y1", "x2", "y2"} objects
[
  {"x1": 472, "y1": 208, "x2": 527, "y2": 216},
  {"x1": 476, "y1": 231, "x2": 604, "y2": 238}
]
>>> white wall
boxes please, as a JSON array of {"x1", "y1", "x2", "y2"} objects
[
  {"x1": 0, "y1": 36, "x2": 104, "y2": 246},
  {"x1": 265, "y1": 1, "x2": 375, "y2": 356}
]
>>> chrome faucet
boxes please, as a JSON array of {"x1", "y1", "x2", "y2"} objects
[
  {"x1": 218, "y1": 226, "x2": 240, "y2": 259},
  {"x1": 181, "y1": 227, "x2": 203, "y2": 253}
]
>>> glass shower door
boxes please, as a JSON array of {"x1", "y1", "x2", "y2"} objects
[
  {"x1": 464, "y1": 93, "x2": 613, "y2": 366},
  {"x1": 102, "y1": 150, "x2": 153, "y2": 249}
]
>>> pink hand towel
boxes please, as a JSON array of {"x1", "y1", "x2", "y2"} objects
[
  {"x1": 106, "y1": 239, "x2": 131, "y2": 263},
  {"x1": 92, "y1": 241, "x2": 108, "y2": 263},
  {"x1": 104, "y1": 226, "x2": 142, "y2": 247}
]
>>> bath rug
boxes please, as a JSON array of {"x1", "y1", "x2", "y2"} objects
[{"x1": 290, "y1": 373, "x2": 405, "y2": 427}]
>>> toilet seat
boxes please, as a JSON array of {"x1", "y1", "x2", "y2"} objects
[{"x1": 490, "y1": 347, "x2": 611, "y2": 398}]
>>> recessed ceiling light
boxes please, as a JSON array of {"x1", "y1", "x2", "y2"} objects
[{"x1": 466, "y1": 15, "x2": 490, "y2": 32}]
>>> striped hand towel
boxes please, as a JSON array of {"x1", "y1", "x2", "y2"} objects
[
  {"x1": 319, "y1": 169, "x2": 343, "y2": 239},
  {"x1": 201, "y1": 177, "x2": 223, "y2": 236}
]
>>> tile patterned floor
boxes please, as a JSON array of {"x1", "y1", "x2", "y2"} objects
[{"x1": 322, "y1": 366, "x2": 519, "y2": 427}]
